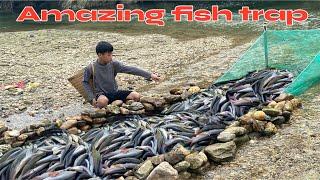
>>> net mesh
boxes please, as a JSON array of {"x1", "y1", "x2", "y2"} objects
[{"x1": 216, "y1": 30, "x2": 320, "y2": 96}]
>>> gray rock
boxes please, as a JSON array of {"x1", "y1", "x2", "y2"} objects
[
  {"x1": 92, "y1": 117, "x2": 107, "y2": 124},
  {"x1": 173, "y1": 161, "x2": 190, "y2": 172},
  {"x1": 274, "y1": 101, "x2": 286, "y2": 111},
  {"x1": 7, "y1": 130, "x2": 20, "y2": 137},
  {"x1": 217, "y1": 131, "x2": 236, "y2": 142},
  {"x1": 135, "y1": 160, "x2": 154, "y2": 179},
  {"x1": 40, "y1": 119, "x2": 51, "y2": 126},
  {"x1": 119, "y1": 107, "x2": 130, "y2": 115},
  {"x1": 169, "y1": 87, "x2": 183, "y2": 95},
  {"x1": 106, "y1": 105, "x2": 121, "y2": 114},
  {"x1": 67, "y1": 127, "x2": 79, "y2": 135},
  {"x1": 111, "y1": 100, "x2": 123, "y2": 106},
  {"x1": 130, "y1": 102, "x2": 145, "y2": 111},
  {"x1": 146, "y1": 162, "x2": 178, "y2": 180},
  {"x1": 60, "y1": 120, "x2": 77, "y2": 129},
  {"x1": 140, "y1": 96, "x2": 166, "y2": 108},
  {"x1": 126, "y1": 100, "x2": 135, "y2": 105},
  {"x1": 227, "y1": 121, "x2": 240, "y2": 128},
  {"x1": 18, "y1": 105, "x2": 27, "y2": 111},
  {"x1": 149, "y1": 154, "x2": 164, "y2": 165},
  {"x1": 125, "y1": 176, "x2": 139, "y2": 180},
  {"x1": 252, "y1": 120, "x2": 266, "y2": 132},
  {"x1": 35, "y1": 127, "x2": 45, "y2": 136},
  {"x1": 142, "y1": 103, "x2": 155, "y2": 111},
  {"x1": 290, "y1": 98, "x2": 302, "y2": 109},
  {"x1": 224, "y1": 127, "x2": 247, "y2": 136},
  {"x1": 163, "y1": 95, "x2": 182, "y2": 104},
  {"x1": 185, "y1": 153, "x2": 204, "y2": 169},
  {"x1": 262, "y1": 108, "x2": 282, "y2": 117},
  {"x1": 233, "y1": 134, "x2": 250, "y2": 146},
  {"x1": 264, "y1": 122, "x2": 277, "y2": 135},
  {"x1": 270, "y1": 116, "x2": 286, "y2": 125},
  {"x1": 284, "y1": 101, "x2": 294, "y2": 112},
  {"x1": 198, "y1": 151, "x2": 208, "y2": 164},
  {"x1": 164, "y1": 144, "x2": 190, "y2": 165},
  {"x1": 178, "y1": 171, "x2": 191, "y2": 179},
  {"x1": 17, "y1": 134, "x2": 28, "y2": 141},
  {"x1": 204, "y1": 141, "x2": 236, "y2": 162},
  {"x1": 0, "y1": 144, "x2": 11, "y2": 154},
  {"x1": 4, "y1": 136, "x2": 15, "y2": 144},
  {"x1": 90, "y1": 109, "x2": 107, "y2": 118},
  {"x1": 188, "y1": 161, "x2": 211, "y2": 174},
  {"x1": 123, "y1": 102, "x2": 144, "y2": 111},
  {"x1": 274, "y1": 93, "x2": 294, "y2": 102}
]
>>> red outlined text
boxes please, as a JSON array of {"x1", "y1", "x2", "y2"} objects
[
  {"x1": 16, "y1": 5, "x2": 166, "y2": 26},
  {"x1": 16, "y1": 4, "x2": 308, "y2": 26}
]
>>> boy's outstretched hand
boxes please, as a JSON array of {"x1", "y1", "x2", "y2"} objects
[{"x1": 151, "y1": 73, "x2": 161, "y2": 81}]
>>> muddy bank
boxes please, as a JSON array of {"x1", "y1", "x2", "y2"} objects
[{"x1": 0, "y1": 29, "x2": 250, "y2": 129}]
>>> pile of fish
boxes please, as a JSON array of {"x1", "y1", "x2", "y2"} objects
[
  {"x1": 0, "y1": 69, "x2": 294, "y2": 179},
  {"x1": 164, "y1": 69, "x2": 293, "y2": 119}
]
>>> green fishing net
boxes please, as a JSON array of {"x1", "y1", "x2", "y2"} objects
[{"x1": 216, "y1": 30, "x2": 320, "y2": 96}]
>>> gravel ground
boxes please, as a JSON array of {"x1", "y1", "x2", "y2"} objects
[
  {"x1": 1, "y1": 29, "x2": 319, "y2": 179},
  {"x1": 0, "y1": 29, "x2": 246, "y2": 129}
]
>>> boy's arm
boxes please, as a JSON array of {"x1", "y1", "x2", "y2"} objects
[
  {"x1": 114, "y1": 60, "x2": 152, "y2": 79},
  {"x1": 82, "y1": 66, "x2": 95, "y2": 103}
]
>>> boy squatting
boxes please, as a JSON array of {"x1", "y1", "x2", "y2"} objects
[{"x1": 83, "y1": 41, "x2": 160, "y2": 108}]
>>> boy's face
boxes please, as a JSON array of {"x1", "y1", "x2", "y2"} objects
[{"x1": 98, "y1": 52, "x2": 113, "y2": 63}]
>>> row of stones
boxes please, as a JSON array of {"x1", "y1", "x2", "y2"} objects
[
  {"x1": 127, "y1": 141, "x2": 238, "y2": 180},
  {"x1": 0, "y1": 86, "x2": 201, "y2": 153},
  {"x1": 55, "y1": 86, "x2": 201, "y2": 135},
  {"x1": 119, "y1": 94, "x2": 302, "y2": 180}
]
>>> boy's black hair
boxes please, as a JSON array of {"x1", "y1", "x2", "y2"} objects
[{"x1": 96, "y1": 41, "x2": 113, "y2": 55}]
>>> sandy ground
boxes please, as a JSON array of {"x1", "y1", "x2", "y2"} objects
[{"x1": 0, "y1": 29, "x2": 319, "y2": 179}]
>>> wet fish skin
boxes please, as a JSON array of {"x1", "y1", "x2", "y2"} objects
[
  {"x1": 36, "y1": 154, "x2": 60, "y2": 166},
  {"x1": 140, "y1": 136, "x2": 154, "y2": 146},
  {"x1": 109, "y1": 149, "x2": 144, "y2": 160},
  {"x1": 21, "y1": 162, "x2": 50, "y2": 179},
  {"x1": 112, "y1": 158, "x2": 142, "y2": 165},
  {"x1": 100, "y1": 141, "x2": 122, "y2": 155},
  {"x1": 66, "y1": 145, "x2": 86, "y2": 167},
  {"x1": 47, "y1": 162, "x2": 65, "y2": 172},
  {"x1": 92, "y1": 148, "x2": 102, "y2": 176},
  {"x1": 9, "y1": 148, "x2": 29, "y2": 179},
  {"x1": 42, "y1": 170, "x2": 77, "y2": 180}
]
